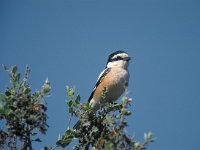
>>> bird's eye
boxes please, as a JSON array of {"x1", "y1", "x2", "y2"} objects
[{"x1": 117, "y1": 56, "x2": 121, "y2": 59}]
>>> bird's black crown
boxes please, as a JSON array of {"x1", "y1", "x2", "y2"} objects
[{"x1": 107, "y1": 50, "x2": 128, "y2": 63}]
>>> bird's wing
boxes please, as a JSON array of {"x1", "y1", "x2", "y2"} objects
[{"x1": 88, "y1": 67, "x2": 111, "y2": 102}]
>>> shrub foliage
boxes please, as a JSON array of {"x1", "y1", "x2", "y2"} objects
[
  {"x1": 0, "y1": 65, "x2": 51, "y2": 150},
  {"x1": 56, "y1": 86, "x2": 154, "y2": 150},
  {"x1": 0, "y1": 66, "x2": 154, "y2": 150}
]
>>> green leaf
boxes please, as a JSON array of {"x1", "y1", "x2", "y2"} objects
[
  {"x1": 56, "y1": 140, "x2": 63, "y2": 147},
  {"x1": 115, "y1": 114, "x2": 121, "y2": 119},
  {"x1": 15, "y1": 73, "x2": 21, "y2": 82},
  {"x1": 12, "y1": 65, "x2": 18, "y2": 74},
  {"x1": 32, "y1": 91, "x2": 40, "y2": 98},
  {"x1": 121, "y1": 97, "x2": 127, "y2": 106},
  {"x1": 35, "y1": 138, "x2": 42, "y2": 142},
  {"x1": 0, "y1": 102, "x2": 4, "y2": 113},
  {"x1": 65, "y1": 128, "x2": 76, "y2": 135},
  {"x1": 92, "y1": 147, "x2": 95, "y2": 150},
  {"x1": 5, "y1": 90, "x2": 11, "y2": 96},
  {"x1": 66, "y1": 86, "x2": 75, "y2": 98},
  {"x1": 134, "y1": 142, "x2": 140, "y2": 149},
  {"x1": 23, "y1": 87, "x2": 31, "y2": 94},
  {"x1": 68, "y1": 107, "x2": 73, "y2": 113},
  {"x1": 148, "y1": 132, "x2": 153, "y2": 140},
  {"x1": 57, "y1": 134, "x2": 61, "y2": 140},
  {"x1": 83, "y1": 101, "x2": 91, "y2": 110},
  {"x1": 56, "y1": 128, "x2": 76, "y2": 147},
  {"x1": 121, "y1": 108, "x2": 127, "y2": 114},
  {"x1": 106, "y1": 115, "x2": 113, "y2": 124},
  {"x1": 31, "y1": 132, "x2": 37, "y2": 136},
  {"x1": 105, "y1": 142, "x2": 113, "y2": 149},
  {"x1": 67, "y1": 100, "x2": 73, "y2": 107},
  {"x1": 124, "y1": 110, "x2": 132, "y2": 116},
  {"x1": 4, "y1": 107, "x2": 11, "y2": 116},
  {"x1": 42, "y1": 78, "x2": 51, "y2": 94},
  {"x1": 0, "y1": 93, "x2": 6, "y2": 102},
  {"x1": 42, "y1": 84, "x2": 51, "y2": 94},
  {"x1": 75, "y1": 94, "x2": 80, "y2": 104}
]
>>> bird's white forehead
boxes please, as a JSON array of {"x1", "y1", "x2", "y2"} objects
[{"x1": 112, "y1": 53, "x2": 129, "y2": 59}]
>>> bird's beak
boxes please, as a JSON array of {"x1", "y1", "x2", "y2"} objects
[{"x1": 125, "y1": 57, "x2": 131, "y2": 61}]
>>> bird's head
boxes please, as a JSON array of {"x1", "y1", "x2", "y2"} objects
[{"x1": 107, "y1": 50, "x2": 131, "y2": 69}]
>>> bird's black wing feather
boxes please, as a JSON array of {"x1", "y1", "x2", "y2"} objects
[{"x1": 88, "y1": 67, "x2": 111, "y2": 102}]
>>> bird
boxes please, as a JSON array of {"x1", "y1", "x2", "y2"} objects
[{"x1": 74, "y1": 50, "x2": 131, "y2": 129}]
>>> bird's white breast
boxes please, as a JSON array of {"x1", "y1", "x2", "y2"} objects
[{"x1": 107, "y1": 68, "x2": 129, "y2": 102}]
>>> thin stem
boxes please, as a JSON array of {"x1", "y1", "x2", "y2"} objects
[
  {"x1": 67, "y1": 113, "x2": 73, "y2": 127},
  {"x1": 27, "y1": 132, "x2": 33, "y2": 150},
  {"x1": 50, "y1": 145, "x2": 58, "y2": 150},
  {"x1": 14, "y1": 135, "x2": 17, "y2": 150}
]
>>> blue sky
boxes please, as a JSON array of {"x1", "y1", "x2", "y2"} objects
[{"x1": 1, "y1": 0, "x2": 200, "y2": 149}]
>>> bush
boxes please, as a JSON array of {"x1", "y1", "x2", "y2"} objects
[
  {"x1": 55, "y1": 87, "x2": 154, "y2": 150},
  {"x1": 0, "y1": 65, "x2": 51, "y2": 150},
  {"x1": 0, "y1": 66, "x2": 154, "y2": 150}
]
